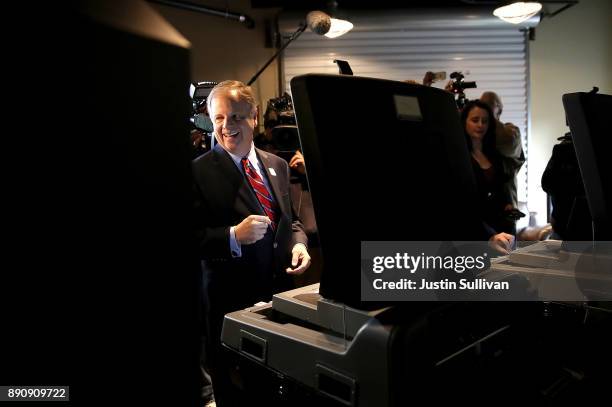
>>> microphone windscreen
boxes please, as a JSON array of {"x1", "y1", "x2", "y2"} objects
[{"x1": 306, "y1": 11, "x2": 331, "y2": 35}]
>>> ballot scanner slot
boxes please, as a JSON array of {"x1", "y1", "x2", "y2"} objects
[
  {"x1": 315, "y1": 364, "x2": 356, "y2": 406},
  {"x1": 239, "y1": 330, "x2": 267, "y2": 363}
]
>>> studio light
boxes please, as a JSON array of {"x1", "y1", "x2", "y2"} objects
[
  {"x1": 325, "y1": 18, "x2": 353, "y2": 38},
  {"x1": 247, "y1": 10, "x2": 352, "y2": 85}
]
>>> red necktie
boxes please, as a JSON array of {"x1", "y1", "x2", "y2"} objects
[{"x1": 241, "y1": 157, "x2": 278, "y2": 231}]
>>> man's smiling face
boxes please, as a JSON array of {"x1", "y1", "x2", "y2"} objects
[{"x1": 210, "y1": 89, "x2": 257, "y2": 157}]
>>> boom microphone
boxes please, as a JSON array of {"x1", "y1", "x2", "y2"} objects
[{"x1": 306, "y1": 11, "x2": 331, "y2": 35}]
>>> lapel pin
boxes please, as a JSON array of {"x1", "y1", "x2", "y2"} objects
[{"x1": 269, "y1": 168, "x2": 277, "y2": 176}]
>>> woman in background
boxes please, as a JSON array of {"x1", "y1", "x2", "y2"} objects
[{"x1": 461, "y1": 100, "x2": 515, "y2": 235}]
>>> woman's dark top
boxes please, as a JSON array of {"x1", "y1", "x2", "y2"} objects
[{"x1": 471, "y1": 154, "x2": 514, "y2": 234}]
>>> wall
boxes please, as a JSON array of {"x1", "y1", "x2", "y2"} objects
[
  {"x1": 529, "y1": 0, "x2": 612, "y2": 225},
  {"x1": 154, "y1": 0, "x2": 612, "y2": 227},
  {"x1": 152, "y1": 0, "x2": 280, "y2": 126}
]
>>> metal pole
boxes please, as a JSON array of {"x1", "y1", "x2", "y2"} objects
[
  {"x1": 247, "y1": 22, "x2": 307, "y2": 86},
  {"x1": 148, "y1": 0, "x2": 255, "y2": 28}
]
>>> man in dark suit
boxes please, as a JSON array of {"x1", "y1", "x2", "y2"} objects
[{"x1": 192, "y1": 80, "x2": 310, "y2": 406}]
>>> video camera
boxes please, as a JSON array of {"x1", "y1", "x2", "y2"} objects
[
  {"x1": 189, "y1": 81, "x2": 217, "y2": 156},
  {"x1": 264, "y1": 92, "x2": 297, "y2": 127},
  {"x1": 449, "y1": 71, "x2": 477, "y2": 110},
  {"x1": 190, "y1": 81, "x2": 217, "y2": 115},
  {"x1": 263, "y1": 93, "x2": 300, "y2": 161}
]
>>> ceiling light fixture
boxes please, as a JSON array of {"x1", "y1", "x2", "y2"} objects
[
  {"x1": 490, "y1": 1, "x2": 579, "y2": 25},
  {"x1": 493, "y1": 1, "x2": 543, "y2": 24}
]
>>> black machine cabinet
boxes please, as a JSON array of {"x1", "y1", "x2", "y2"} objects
[
  {"x1": 222, "y1": 285, "x2": 611, "y2": 405},
  {"x1": 562, "y1": 91, "x2": 612, "y2": 240},
  {"x1": 221, "y1": 77, "x2": 612, "y2": 405}
]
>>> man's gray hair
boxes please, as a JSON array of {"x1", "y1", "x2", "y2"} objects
[
  {"x1": 206, "y1": 80, "x2": 258, "y2": 113},
  {"x1": 480, "y1": 91, "x2": 503, "y2": 113}
]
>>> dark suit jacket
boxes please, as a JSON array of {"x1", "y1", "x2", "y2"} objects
[{"x1": 192, "y1": 144, "x2": 307, "y2": 337}]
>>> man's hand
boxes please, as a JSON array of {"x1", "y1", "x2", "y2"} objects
[
  {"x1": 286, "y1": 244, "x2": 311, "y2": 275},
  {"x1": 489, "y1": 232, "x2": 515, "y2": 255},
  {"x1": 191, "y1": 129, "x2": 204, "y2": 148},
  {"x1": 444, "y1": 80, "x2": 454, "y2": 93},
  {"x1": 289, "y1": 150, "x2": 306, "y2": 175},
  {"x1": 235, "y1": 215, "x2": 271, "y2": 245}
]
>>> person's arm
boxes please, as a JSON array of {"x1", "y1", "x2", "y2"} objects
[
  {"x1": 496, "y1": 121, "x2": 525, "y2": 165},
  {"x1": 229, "y1": 226, "x2": 241, "y2": 257},
  {"x1": 289, "y1": 150, "x2": 306, "y2": 175},
  {"x1": 229, "y1": 215, "x2": 272, "y2": 257},
  {"x1": 193, "y1": 181, "x2": 270, "y2": 259},
  {"x1": 489, "y1": 232, "x2": 515, "y2": 255},
  {"x1": 541, "y1": 143, "x2": 580, "y2": 195},
  {"x1": 490, "y1": 152, "x2": 516, "y2": 208},
  {"x1": 482, "y1": 221, "x2": 515, "y2": 255},
  {"x1": 289, "y1": 187, "x2": 308, "y2": 248},
  {"x1": 287, "y1": 243, "x2": 310, "y2": 275},
  {"x1": 422, "y1": 71, "x2": 434, "y2": 86},
  {"x1": 192, "y1": 182, "x2": 233, "y2": 259},
  {"x1": 282, "y1": 160, "x2": 310, "y2": 274}
]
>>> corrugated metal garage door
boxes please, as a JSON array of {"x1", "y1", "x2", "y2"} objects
[{"x1": 280, "y1": 8, "x2": 537, "y2": 209}]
